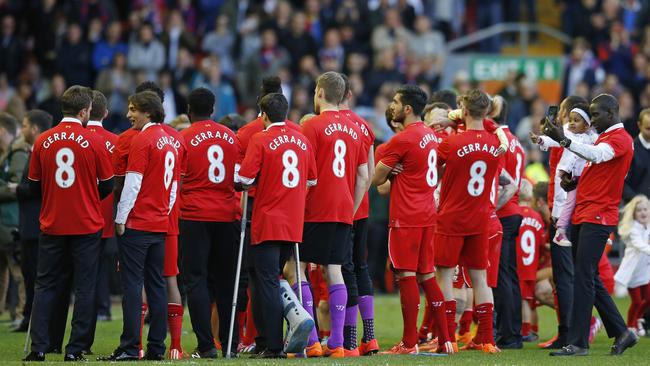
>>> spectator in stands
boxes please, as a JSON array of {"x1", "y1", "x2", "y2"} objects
[
  {"x1": 56, "y1": 23, "x2": 92, "y2": 87},
  {"x1": 281, "y1": 12, "x2": 319, "y2": 73},
  {"x1": 319, "y1": 28, "x2": 345, "y2": 72},
  {"x1": 623, "y1": 108, "x2": 650, "y2": 202},
  {"x1": 92, "y1": 21, "x2": 128, "y2": 72},
  {"x1": 0, "y1": 73, "x2": 14, "y2": 112},
  {"x1": 37, "y1": 74, "x2": 65, "y2": 126},
  {"x1": 562, "y1": 37, "x2": 604, "y2": 97},
  {"x1": 127, "y1": 22, "x2": 165, "y2": 81},
  {"x1": 0, "y1": 15, "x2": 22, "y2": 84},
  {"x1": 161, "y1": 9, "x2": 197, "y2": 70},
  {"x1": 371, "y1": 8, "x2": 411, "y2": 61},
  {"x1": 598, "y1": 22, "x2": 635, "y2": 87},
  {"x1": 409, "y1": 15, "x2": 445, "y2": 61},
  {"x1": 202, "y1": 15, "x2": 236, "y2": 77},
  {"x1": 95, "y1": 52, "x2": 134, "y2": 131},
  {"x1": 192, "y1": 57, "x2": 237, "y2": 120}
]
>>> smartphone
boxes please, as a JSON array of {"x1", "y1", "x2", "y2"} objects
[{"x1": 547, "y1": 105, "x2": 559, "y2": 121}]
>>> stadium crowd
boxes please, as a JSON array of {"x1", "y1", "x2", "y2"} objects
[{"x1": 0, "y1": 0, "x2": 648, "y2": 362}]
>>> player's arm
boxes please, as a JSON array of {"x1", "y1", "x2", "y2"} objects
[
  {"x1": 496, "y1": 169, "x2": 516, "y2": 210},
  {"x1": 366, "y1": 145, "x2": 375, "y2": 191},
  {"x1": 236, "y1": 136, "x2": 263, "y2": 191},
  {"x1": 98, "y1": 178, "x2": 114, "y2": 200},
  {"x1": 376, "y1": 180, "x2": 391, "y2": 196},
  {"x1": 115, "y1": 172, "x2": 143, "y2": 235},
  {"x1": 372, "y1": 161, "x2": 392, "y2": 187},
  {"x1": 494, "y1": 127, "x2": 509, "y2": 155},
  {"x1": 564, "y1": 141, "x2": 614, "y2": 164},
  {"x1": 353, "y1": 163, "x2": 369, "y2": 214}
]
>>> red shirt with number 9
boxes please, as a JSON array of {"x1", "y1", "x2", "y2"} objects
[{"x1": 516, "y1": 206, "x2": 546, "y2": 281}]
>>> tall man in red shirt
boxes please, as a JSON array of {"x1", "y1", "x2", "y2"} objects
[
  {"x1": 435, "y1": 90, "x2": 503, "y2": 354},
  {"x1": 373, "y1": 85, "x2": 453, "y2": 354},
  {"x1": 545, "y1": 94, "x2": 637, "y2": 356},
  {"x1": 298, "y1": 71, "x2": 368, "y2": 358},
  {"x1": 24, "y1": 86, "x2": 114, "y2": 362},
  {"x1": 103, "y1": 91, "x2": 179, "y2": 361},
  {"x1": 237, "y1": 93, "x2": 317, "y2": 358},
  {"x1": 179, "y1": 88, "x2": 242, "y2": 358}
]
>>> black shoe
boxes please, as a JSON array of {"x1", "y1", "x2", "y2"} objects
[
  {"x1": 497, "y1": 341, "x2": 523, "y2": 349},
  {"x1": 191, "y1": 347, "x2": 219, "y2": 359},
  {"x1": 550, "y1": 345, "x2": 588, "y2": 356},
  {"x1": 64, "y1": 352, "x2": 86, "y2": 361},
  {"x1": 47, "y1": 347, "x2": 62, "y2": 354},
  {"x1": 610, "y1": 329, "x2": 638, "y2": 356},
  {"x1": 142, "y1": 351, "x2": 165, "y2": 360},
  {"x1": 251, "y1": 349, "x2": 287, "y2": 359},
  {"x1": 12, "y1": 320, "x2": 28, "y2": 332},
  {"x1": 223, "y1": 351, "x2": 238, "y2": 358},
  {"x1": 23, "y1": 351, "x2": 45, "y2": 361},
  {"x1": 97, "y1": 349, "x2": 139, "y2": 362},
  {"x1": 82, "y1": 349, "x2": 93, "y2": 355}
]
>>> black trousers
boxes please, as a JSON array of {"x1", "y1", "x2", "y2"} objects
[
  {"x1": 495, "y1": 214, "x2": 523, "y2": 346},
  {"x1": 86, "y1": 237, "x2": 113, "y2": 350},
  {"x1": 568, "y1": 223, "x2": 627, "y2": 348},
  {"x1": 30, "y1": 231, "x2": 101, "y2": 354},
  {"x1": 249, "y1": 241, "x2": 292, "y2": 352},
  {"x1": 20, "y1": 238, "x2": 39, "y2": 322},
  {"x1": 342, "y1": 219, "x2": 373, "y2": 307},
  {"x1": 180, "y1": 219, "x2": 240, "y2": 354},
  {"x1": 118, "y1": 229, "x2": 167, "y2": 356},
  {"x1": 367, "y1": 219, "x2": 389, "y2": 293},
  {"x1": 549, "y1": 224, "x2": 574, "y2": 343}
]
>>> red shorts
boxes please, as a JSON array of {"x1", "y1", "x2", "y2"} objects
[
  {"x1": 520, "y1": 279, "x2": 536, "y2": 300},
  {"x1": 309, "y1": 264, "x2": 328, "y2": 303},
  {"x1": 453, "y1": 266, "x2": 472, "y2": 289},
  {"x1": 434, "y1": 232, "x2": 489, "y2": 270},
  {"x1": 164, "y1": 235, "x2": 179, "y2": 277},
  {"x1": 486, "y1": 217, "x2": 503, "y2": 288},
  {"x1": 388, "y1": 226, "x2": 435, "y2": 273}
]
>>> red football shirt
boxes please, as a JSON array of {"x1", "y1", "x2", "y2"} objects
[
  {"x1": 341, "y1": 109, "x2": 375, "y2": 221},
  {"x1": 375, "y1": 143, "x2": 387, "y2": 162},
  {"x1": 180, "y1": 120, "x2": 242, "y2": 222},
  {"x1": 113, "y1": 128, "x2": 138, "y2": 176},
  {"x1": 547, "y1": 146, "x2": 563, "y2": 211},
  {"x1": 238, "y1": 122, "x2": 317, "y2": 244},
  {"x1": 236, "y1": 117, "x2": 299, "y2": 198},
  {"x1": 29, "y1": 118, "x2": 114, "y2": 235},
  {"x1": 161, "y1": 124, "x2": 186, "y2": 235},
  {"x1": 516, "y1": 206, "x2": 546, "y2": 281},
  {"x1": 87, "y1": 121, "x2": 118, "y2": 238},
  {"x1": 436, "y1": 129, "x2": 502, "y2": 236},
  {"x1": 496, "y1": 127, "x2": 525, "y2": 218},
  {"x1": 124, "y1": 124, "x2": 179, "y2": 232},
  {"x1": 379, "y1": 122, "x2": 439, "y2": 227},
  {"x1": 573, "y1": 126, "x2": 634, "y2": 226},
  {"x1": 302, "y1": 110, "x2": 367, "y2": 224}
]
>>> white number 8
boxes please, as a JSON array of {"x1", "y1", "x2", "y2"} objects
[
  {"x1": 164, "y1": 151, "x2": 175, "y2": 190},
  {"x1": 467, "y1": 160, "x2": 487, "y2": 196},
  {"x1": 332, "y1": 139, "x2": 346, "y2": 178},
  {"x1": 55, "y1": 148, "x2": 75, "y2": 188},
  {"x1": 282, "y1": 149, "x2": 300, "y2": 188},
  {"x1": 520, "y1": 230, "x2": 536, "y2": 266},
  {"x1": 426, "y1": 149, "x2": 437, "y2": 187},
  {"x1": 207, "y1": 145, "x2": 225, "y2": 184}
]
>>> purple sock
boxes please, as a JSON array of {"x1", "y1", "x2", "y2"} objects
[
  {"x1": 327, "y1": 284, "x2": 348, "y2": 348},
  {"x1": 345, "y1": 305, "x2": 358, "y2": 326},
  {"x1": 358, "y1": 295, "x2": 374, "y2": 320},
  {"x1": 292, "y1": 281, "x2": 319, "y2": 345}
]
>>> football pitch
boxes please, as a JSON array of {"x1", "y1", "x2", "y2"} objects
[{"x1": 1, "y1": 294, "x2": 648, "y2": 365}]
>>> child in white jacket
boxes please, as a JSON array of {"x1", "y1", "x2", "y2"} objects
[{"x1": 614, "y1": 195, "x2": 650, "y2": 335}]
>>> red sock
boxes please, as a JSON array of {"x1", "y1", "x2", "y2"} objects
[
  {"x1": 237, "y1": 311, "x2": 246, "y2": 341},
  {"x1": 522, "y1": 322, "x2": 531, "y2": 336},
  {"x1": 532, "y1": 324, "x2": 538, "y2": 333},
  {"x1": 398, "y1": 276, "x2": 420, "y2": 348},
  {"x1": 168, "y1": 303, "x2": 183, "y2": 350},
  {"x1": 420, "y1": 277, "x2": 449, "y2": 343},
  {"x1": 319, "y1": 330, "x2": 331, "y2": 338},
  {"x1": 475, "y1": 303, "x2": 494, "y2": 345},
  {"x1": 139, "y1": 303, "x2": 148, "y2": 356},
  {"x1": 459, "y1": 310, "x2": 473, "y2": 335},
  {"x1": 418, "y1": 302, "x2": 433, "y2": 340},
  {"x1": 444, "y1": 300, "x2": 457, "y2": 343}
]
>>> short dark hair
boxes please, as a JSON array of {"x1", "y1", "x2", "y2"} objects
[
  {"x1": 60, "y1": 85, "x2": 92, "y2": 117},
  {"x1": 135, "y1": 81, "x2": 164, "y2": 103},
  {"x1": 218, "y1": 113, "x2": 246, "y2": 131},
  {"x1": 188, "y1": 88, "x2": 215, "y2": 117},
  {"x1": 460, "y1": 89, "x2": 490, "y2": 119},
  {"x1": 533, "y1": 181, "x2": 548, "y2": 203},
  {"x1": 316, "y1": 72, "x2": 345, "y2": 105},
  {"x1": 90, "y1": 90, "x2": 108, "y2": 120},
  {"x1": 430, "y1": 89, "x2": 458, "y2": 109},
  {"x1": 591, "y1": 93, "x2": 619, "y2": 115},
  {"x1": 340, "y1": 73, "x2": 351, "y2": 103},
  {"x1": 25, "y1": 109, "x2": 53, "y2": 132},
  {"x1": 128, "y1": 91, "x2": 164, "y2": 123},
  {"x1": 259, "y1": 93, "x2": 288, "y2": 123},
  {"x1": 396, "y1": 85, "x2": 428, "y2": 116},
  {"x1": 0, "y1": 112, "x2": 18, "y2": 136},
  {"x1": 562, "y1": 95, "x2": 589, "y2": 111},
  {"x1": 423, "y1": 102, "x2": 451, "y2": 116},
  {"x1": 260, "y1": 76, "x2": 282, "y2": 99},
  {"x1": 385, "y1": 105, "x2": 396, "y2": 132}
]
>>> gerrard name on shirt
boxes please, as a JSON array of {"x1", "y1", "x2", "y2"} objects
[
  {"x1": 269, "y1": 134, "x2": 307, "y2": 151},
  {"x1": 157, "y1": 135, "x2": 181, "y2": 150},
  {"x1": 324, "y1": 122, "x2": 358, "y2": 140},
  {"x1": 420, "y1": 133, "x2": 440, "y2": 149},
  {"x1": 189, "y1": 130, "x2": 235, "y2": 146},
  {"x1": 457, "y1": 142, "x2": 500, "y2": 157},
  {"x1": 42, "y1": 131, "x2": 89, "y2": 149}
]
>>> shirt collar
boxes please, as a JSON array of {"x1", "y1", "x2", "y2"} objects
[
  {"x1": 639, "y1": 133, "x2": 650, "y2": 149},
  {"x1": 265, "y1": 121, "x2": 286, "y2": 131},
  {"x1": 60, "y1": 117, "x2": 83, "y2": 125},
  {"x1": 142, "y1": 122, "x2": 156, "y2": 131},
  {"x1": 87, "y1": 120, "x2": 103, "y2": 127},
  {"x1": 604, "y1": 123, "x2": 624, "y2": 133}
]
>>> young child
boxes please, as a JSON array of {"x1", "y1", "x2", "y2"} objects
[
  {"x1": 614, "y1": 195, "x2": 650, "y2": 335},
  {"x1": 532, "y1": 105, "x2": 598, "y2": 245}
]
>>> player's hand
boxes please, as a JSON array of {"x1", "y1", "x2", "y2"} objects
[
  {"x1": 529, "y1": 132, "x2": 540, "y2": 144},
  {"x1": 390, "y1": 163, "x2": 403, "y2": 176},
  {"x1": 542, "y1": 116, "x2": 565, "y2": 142},
  {"x1": 115, "y1": 223, "x2": 125, "y2": 236},
  {"x1": 560, "y1": 175, "x2": 578, "y2": 192},
  {"x1": 550, "y1": 216, "x2": 558, "y2": 227},
  {"x1": 496, "y1": 144, "x2": 507, "y2": 156}
]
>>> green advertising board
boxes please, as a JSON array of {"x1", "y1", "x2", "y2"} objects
[{"x1": 470, "y1": 56, "x2": 563, "y2": 81}]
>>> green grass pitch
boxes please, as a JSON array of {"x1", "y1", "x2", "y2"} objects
[{"x1": 1, "y1": 294, "x2": 648, "y2": 364}]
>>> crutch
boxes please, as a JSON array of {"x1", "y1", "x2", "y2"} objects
[
  {"x1": 23, "y1": 312, "x2": 33, "y2": 357},
  {"x1": 294, "y1": 243, "x2": 302, "y2": 304},
  {"x1": 226, "y1": 191, "x2": 248, "y2": 359}
]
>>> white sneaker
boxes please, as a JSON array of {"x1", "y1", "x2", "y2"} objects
[
  {"x1": 280, "y1": 280, "x2": 315, "y2": 353},
  {"x1": 637, "y1": 319, "x2": 647, "y2": 337},
  {"x1": 553, "y1": 229, "x2": 572, "y2": 247}
]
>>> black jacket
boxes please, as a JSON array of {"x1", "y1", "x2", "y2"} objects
[
  {"x1": 623, "y1": 136, "x2": 650, "y2": 203},
  {"x1": 16, "y1": 155, "x2": 41, "y2": 240}
]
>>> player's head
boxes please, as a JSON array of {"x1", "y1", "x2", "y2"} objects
[
  {"x1": 218, "y1": 113, "x2": 246, "y2": 131},
  {"x1": 385, "y1": 104, "x2": 403, "y2": 133},
  {"x1": 60, "y1": 85, "x2": 93, "y2": 123},
  {"x1": 314, "y1": 71, "x2": 345, "y2": 114},
  {"x1": 459, "y1": 89, "x2": 490, "y2": 120},
  {"x1": 339, "y1": 73, "x2": 352, "y2": 105},
  {"x1": 0, "y1": 112, "x2": 18, "y2": 152},
  {"x1": 620, "y1": 195, "x2": 650, "y2": 238},
  {"x1": 589, "y1": 93, "x2": 619, "y2": 134},
  {"x1": 89, "y1": 90, "x2": 108, "y2": 122},
  {"x1": 135, "y1": 81, "x2": 164, "y2": 103},
  {"x1": 259, "y1": 93, "x2": 288, "y2": 127},
  {"x1": 423, "y1": 102, "x2": 451, "y2": 127},
  {"x1": 391, "y1": 85, "x2": 427, "y2": 124},
  {"x1": 23, "y1": 109, "x2": 52, "y2": 145},
  {"x1": 519, "y1": 179, "x2": 533, "y2": 204},
  {"x1": 532, "y1": 181, "x2": 550, "y2": 221},
  {"x1": 187, "y1": 87, "x2": 215, "y2": 122},
  {"x1": 430, "y1": 89, "x2": 458, "y2": 109},
  {"x1": 638, "y1": 108, "x2": 650, "y2": 141},
  {"x1": 488, "y1": 95, "x2": 508, "y2": 126},
  {"x1": 258, "y1": 76, "x2": 282, "y2": 105},
  {"x1": 127, "y1": 91, "x2": 164, "y2": 129},
  {"x1": 559, "y1": 95, "x2": 588, "y2": 124}
]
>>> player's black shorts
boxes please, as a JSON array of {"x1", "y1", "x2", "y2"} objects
[{"x1": 300, "y1": 222, "x2": 351, "y2": 265}]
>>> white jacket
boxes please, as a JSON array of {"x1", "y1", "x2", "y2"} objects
[{"x1": 614, "y1": 221, "x2": 650, "y2": 288}]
